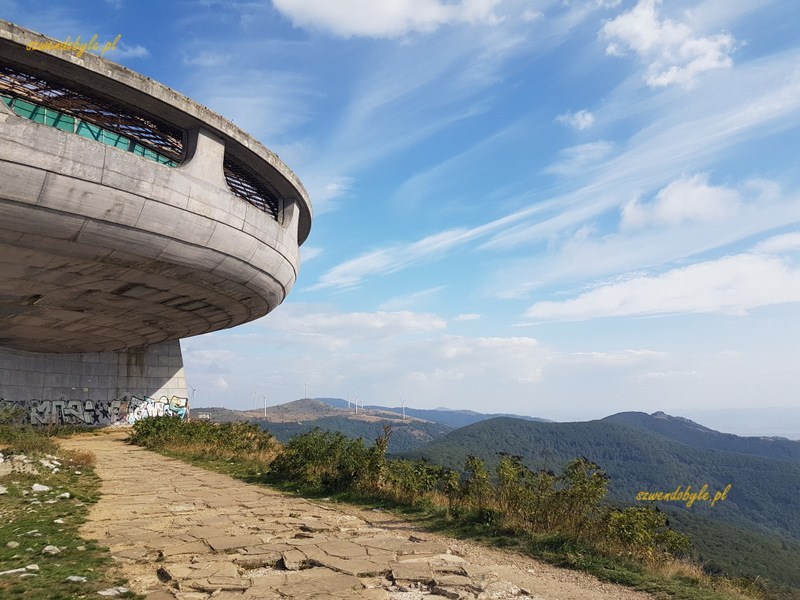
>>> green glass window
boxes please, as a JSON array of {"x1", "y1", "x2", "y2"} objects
[
  {"x1": 5, "y1": 94, "x2": 176, "y2": 166},
  {"x1": 76, "y1": 121, "x2": 103, "y2": 141},
  {"x1": 46, "y1": 111, "x2": 75, "y2": 133}
]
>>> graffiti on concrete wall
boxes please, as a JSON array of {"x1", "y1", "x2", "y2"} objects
[
  {"x1": 127, "y1": 395, "x2": 188, "y2": 423},
  {"x1": 0, "y1": 395, "x2": 188, "y2": 426}
]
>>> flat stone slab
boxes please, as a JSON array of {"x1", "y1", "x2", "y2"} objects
[
  {"x1": 275, "y1": 568, "x2": 363, "y2": 597},
  {"x1": 161, "y1": 540, "x2": 208, "y2": 557},
  {"x1": 207, "y1": 534, "x2": 268, "y2": 551},
  {"x1": 62, "y1": 432, "x2": 656, "y2": 600},
  {"x1": 281, "y1": 549, "x2": 306, "y2": 570},
  {"x1": 390, "y1": 561, "x2": 434, "y2": 584}
]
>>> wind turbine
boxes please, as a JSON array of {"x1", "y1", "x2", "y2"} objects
[
  {"x1": 263, "y1": 395, "x2": 267, "y2": 418},
  {"x1": 353, "y1": 391, "x2": 358, "y2": 414},
  {"x1": 401, "y1": 397, "x2": 406, "y2": 420}
]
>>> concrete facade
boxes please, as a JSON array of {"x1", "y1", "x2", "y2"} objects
[{"x1": 0, "y1": 21, "x2": 311, "y2": 422}]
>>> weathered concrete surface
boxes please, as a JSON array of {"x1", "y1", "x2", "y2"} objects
[
  {"x1": 0, "y1": 21, "x2": 311, "y2": 355},
  {"x1": 61, "y1": 432, "x2": 654, "y2": 600}
]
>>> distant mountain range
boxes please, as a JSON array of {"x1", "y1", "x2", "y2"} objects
[
  {"x1": 195, "y1": 398, "x2": 454, "y2": 453},
  {"x1": 315, "y1": 397, "x2": 552, "y2": 428}
]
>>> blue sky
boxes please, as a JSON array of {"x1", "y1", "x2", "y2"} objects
[{"x1": 4, "y1": 0, "x2": 800, "y2": 427}]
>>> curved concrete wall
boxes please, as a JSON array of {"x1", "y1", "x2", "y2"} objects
[
  {"x1": 0, "y1": 21, "x2": 312, "y2": 355},
  {"x1": 0, "y1": 110, "x2": 299, "y2": 353},
  {"x1": 0, "y1": 21, "x2": 312, "y2": 411}
]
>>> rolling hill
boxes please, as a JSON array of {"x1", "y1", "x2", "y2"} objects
[
  {"x1": 604, "y1": 411, "x2": 800, "y2": 461},
  {"x1": 316, "y1": 397, "x2": 551, "y2": 428},
  {"x1": 407, "y1": 416, "x2": 800, "y2": 540},
  {"x1": 407, "y1": 415, "x2": 800, "y2": 589},
  {"x1": 195, "y1": 399, "x2": 454, "y2": 453}
]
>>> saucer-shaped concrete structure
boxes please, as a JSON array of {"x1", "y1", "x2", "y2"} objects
[{"x1": 0, "y1": 21, "x2": 311, "y2": 424}]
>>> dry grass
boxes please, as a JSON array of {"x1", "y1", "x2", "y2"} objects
[{"x1": 63, "y1": 448, "x2": 97, "y2": 469}]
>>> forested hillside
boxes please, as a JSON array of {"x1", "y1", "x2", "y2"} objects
[
  {"x1": 408, "y1": 417, "x2": 800, "y2": 539},
  {"x1": 605, "y1": 411, "x2": 800, "y2": 461},
  {"x1": 262, "y1": 416, "x2": 452, "y2": 453}
]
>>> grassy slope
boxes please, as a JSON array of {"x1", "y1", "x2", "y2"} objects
[{"x1": 0, "y1": 427, "x2": 139, "y2": 599}]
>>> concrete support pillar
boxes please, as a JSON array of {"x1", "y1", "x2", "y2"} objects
[
  {"x1": 0, "y1": 340, "x2": 188, "y2": 426},
  {"x1": 180, "y1": 128, "x2": 228, "y2": 188}
]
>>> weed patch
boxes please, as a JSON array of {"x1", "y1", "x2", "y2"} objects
[{"x1": 0, "y1": 428, "x2": 140, "y2": 599}]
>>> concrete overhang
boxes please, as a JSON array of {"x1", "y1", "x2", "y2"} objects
[{"x1": 0, "y1": 21, "x2": 312, "y2": 354}]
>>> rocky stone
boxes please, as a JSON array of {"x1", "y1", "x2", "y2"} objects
[
  {"x1": 97, "y1": 587, "x2": 130, "y2": 596},
  {"x1": 281, "y1": 549, "x2": 306, "y2": 570},
  {"x1": 31, "y1": 483, "x2": 50, "y2": 492},
  {"x1": 66, "y1": 575, "x2": 88, "y2": 582},
  {"x1": 42, "y1": 545, "x2": 61, "y2": 555},
  {"x1": 391, "y1": 561, "x2": 434, "y2": 585}
]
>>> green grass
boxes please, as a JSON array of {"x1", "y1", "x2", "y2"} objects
[{"x1": 0, "y1": 426, "x2": 140, "y2": 600}]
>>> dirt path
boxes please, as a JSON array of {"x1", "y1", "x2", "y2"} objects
[{"x1": 61, "y1": 431, "x2": 653, "y2": 600}]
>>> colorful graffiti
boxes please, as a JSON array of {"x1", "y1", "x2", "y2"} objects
[
  {"x1": 0, "y1": 395, "x2": 188, "y2": 426},
  {"x1": 127, "y1": 395, "x2": 188, "y2": 424}
]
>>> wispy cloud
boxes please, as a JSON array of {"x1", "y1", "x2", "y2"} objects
[
  {"x1": 621, "y1": 173, "x2": 739, "y2": 229},
  {"x1": 526, "y1": 235, "x2": 800, "y2": 321},
  {"x1": 601, "y1": 0, "x2": 736, "y2": 87},
  {"x1": 271, "y1": 0, "x2": 503, "y2": 39},
  {"x1": 113, "y1": 43, "x2": 150, "y2": 59},
  {"x1": 544, "y1": 141, "x2": 613, "y2": 176},
  {"x1": 310, "y1": 210, "x2": 532, "y2": 290},
  {"x1": 454, "y1": 313, "x2": 482, "y2": 321},
  {"x1": 378, "y1": 286, "x2": 447, "y2": 311},
  {"x1": 556, "y1": 109, "x2": 595, "y2": 130}
]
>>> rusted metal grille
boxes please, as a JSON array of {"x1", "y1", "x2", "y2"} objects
[
  {"x1": 0, "y1": 60, "x2": 184, "y2": 163},
  {"x1": 223, "y1": 159, "x2": 281, "y2": 221}
]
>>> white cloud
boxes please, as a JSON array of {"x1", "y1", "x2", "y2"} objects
[
  {"x1": 568, "y1": 349, "x2": 669, "y2": 366},
  {"x1": 556, "y1": 109, "x2": 595, "y2": 130},
  {"x1": 544, "y1": 141, "x2": 614, "y2": 176},
  {"x1": 271, "y1": 0, "x2": 502, "y2": 38},
  {"x1": 300, "y1": 246, "x2": 322, "y2": 262},
  {"x1": 311, "y1": 213, "x2": 526, "y2": 289},
  {"x1": 601, "y1": 0, "x2": 735, "y2": 87},
  {"x1": 113, "y1": 44, "x2": 150, "y2": 59},
  {"x1": 637, "y1": 369, "x2": 699, "y2": 381},
  {"x1": 520, "y1": 9, "x2": 543, "y2": 23},
  {"x1": 411, "y1": 335, "x2": 549, "y2": 384},
  {"x1": 454, "y1": 313, "x2": 482, "y2": 321},
  {"x1": 754, "y1": 232, "x2": 800, "y2": 254},
  {"x1": 183, "y1": 51, "x2": 230, "y2": 67},
  {"x1": 378, "y1": 287, "x2": 446, "y2": 311},
  {"x1": 621, "y1": 173, "x2": 739, "y2": 229},
  {"x1": 526, "y1": 251, "x2": 800, "y2": 321},
  {"x1": 212, "y1": 377, "x2": 229, "y2": 391},
  {"x1": 186, "y1": 69, "x2": 313, "y2": 142},
  {"x1": 267, "y1": 307, "x2": 447, "y2": 348}
]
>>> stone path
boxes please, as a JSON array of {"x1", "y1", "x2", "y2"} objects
[{"x1": 62, "y1": 432, "x2": 653, "y2": 600}]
